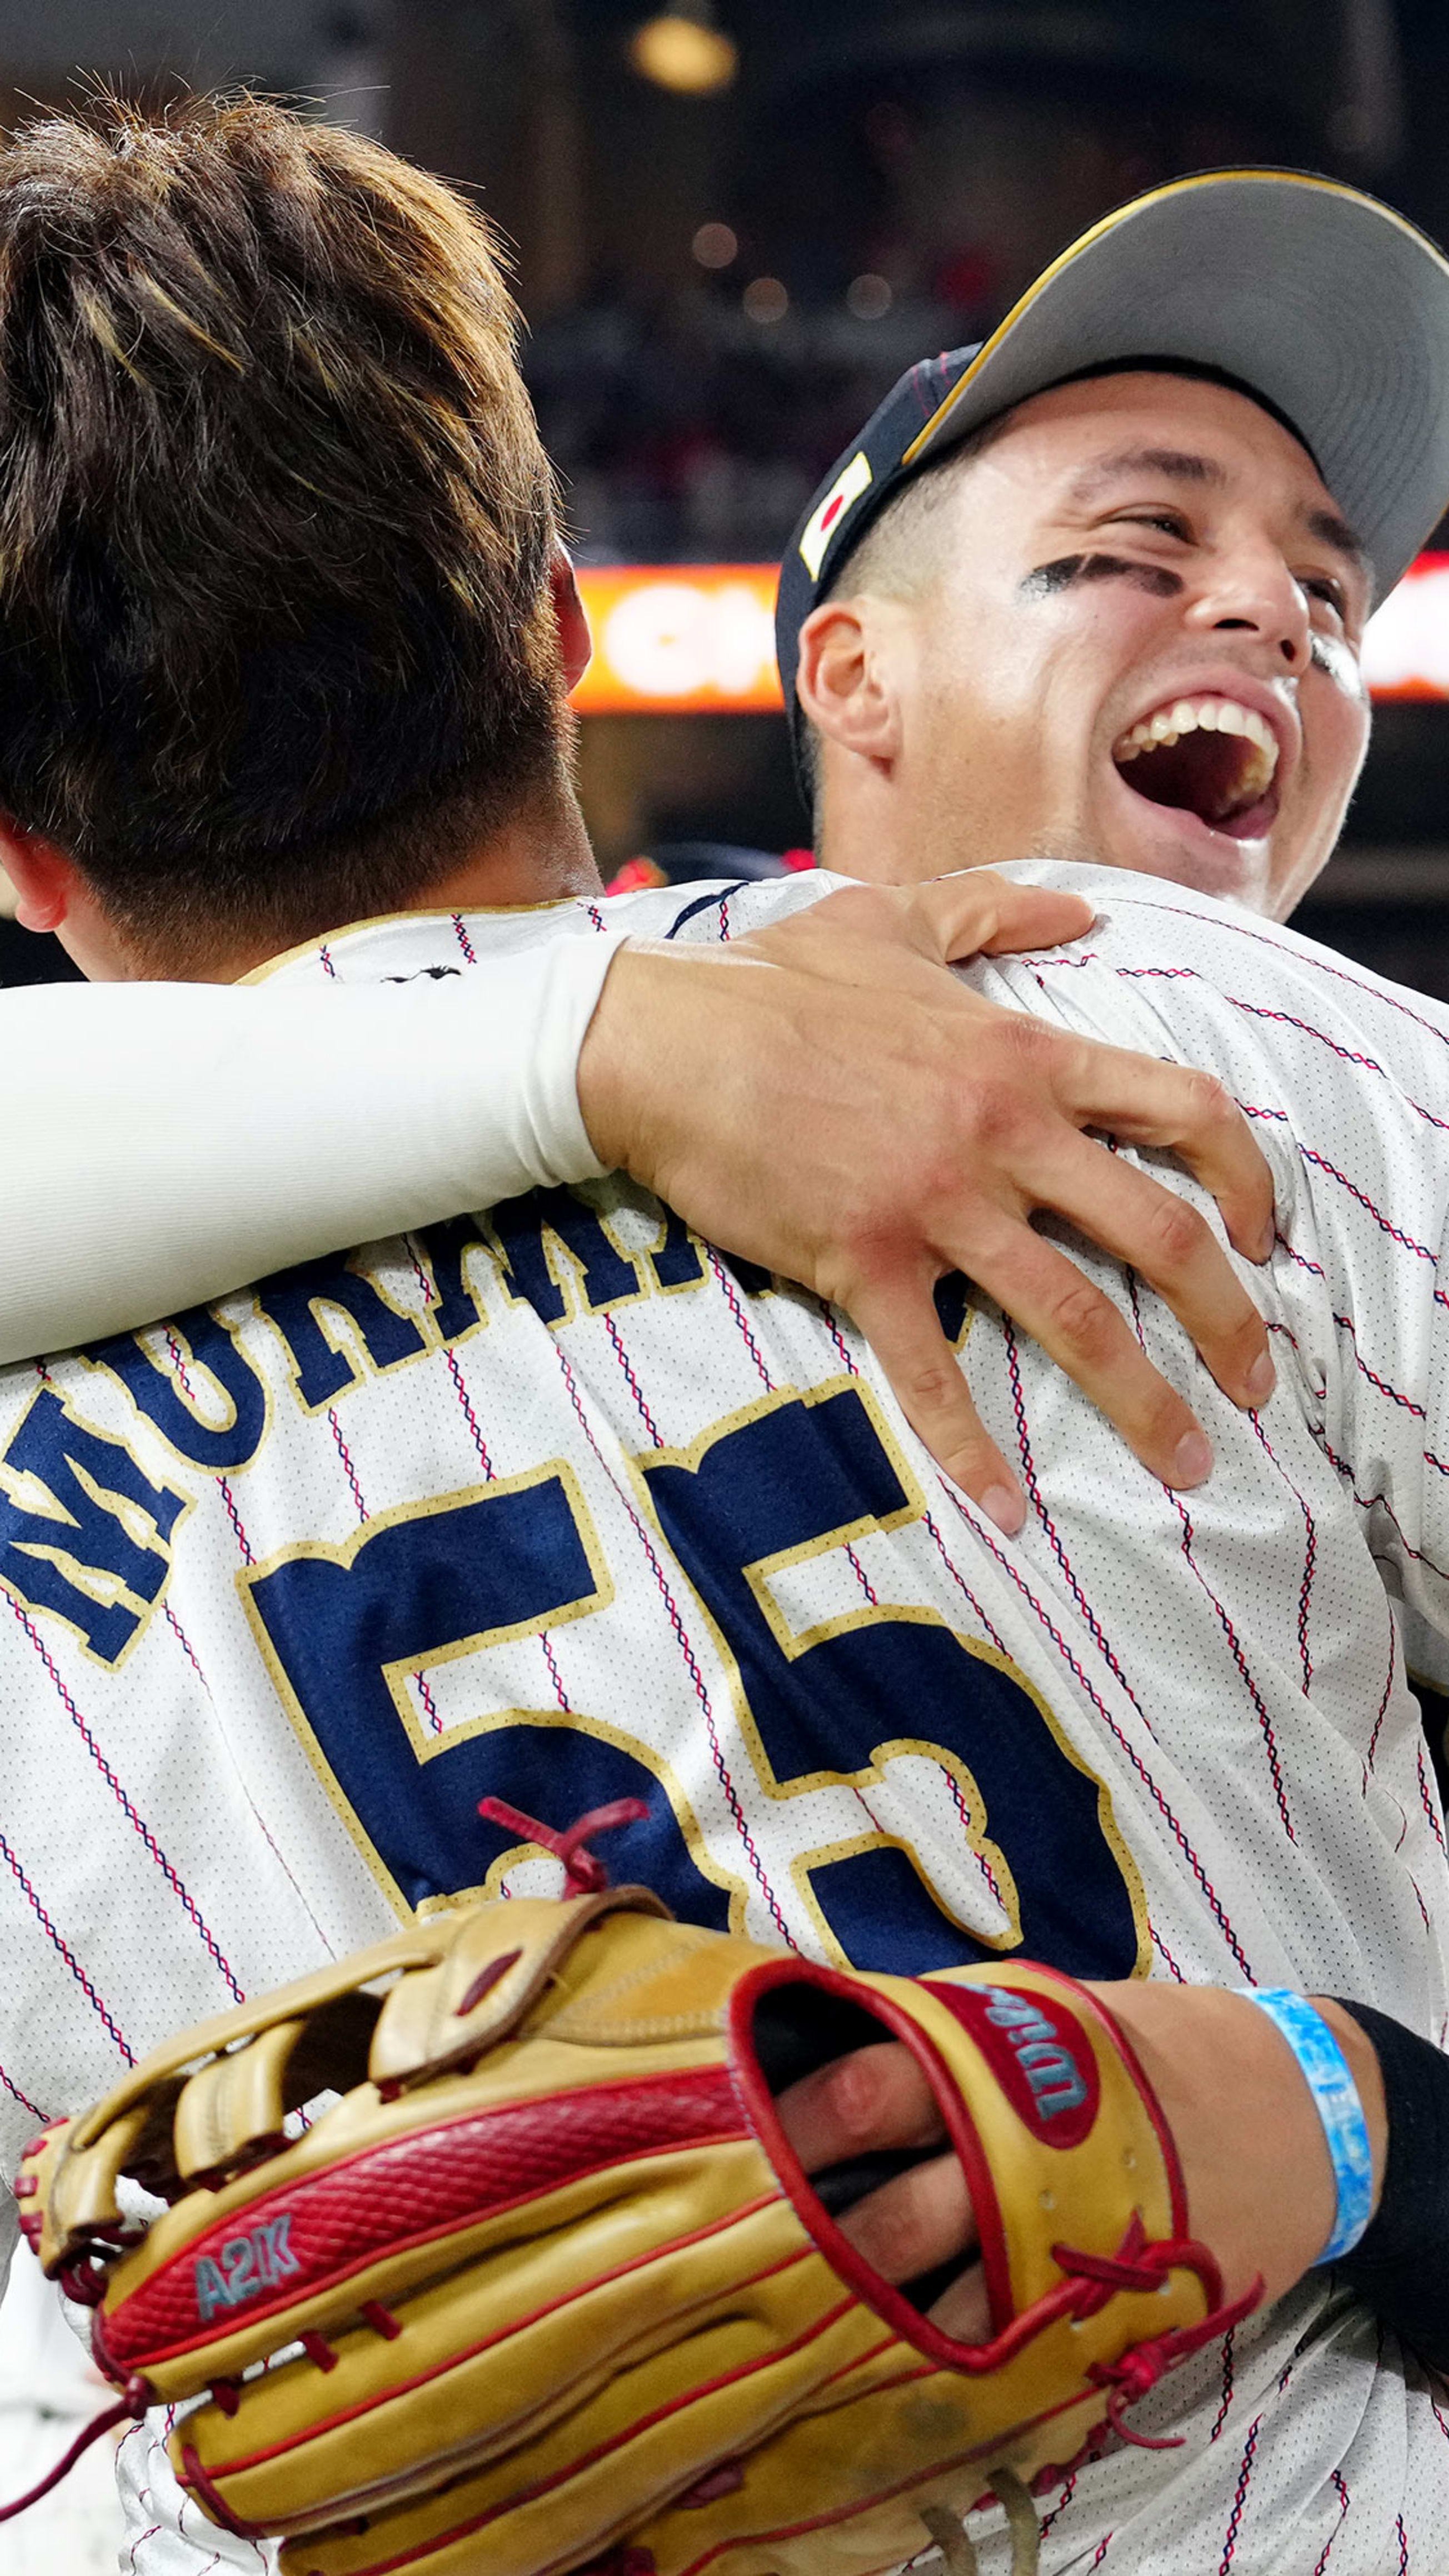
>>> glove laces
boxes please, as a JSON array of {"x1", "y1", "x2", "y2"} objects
[
  {"x1": 477, "y1": 1795, "x2": 649, "y2": 1892},
  {"x1": 1057, "y1": 2219, "x2": 1262, "y2": 2450},
  {"x1": 0, "y1": 2374, "x2": 152, "y2": 2527},
  {"x1": 920, "y1": 2470, "x2": 1040, "y2": 2576}
]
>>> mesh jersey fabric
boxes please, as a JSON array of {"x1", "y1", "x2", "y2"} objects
[{"x1": 2, "y1": 862, "x2": 1448, "y2": 2574}]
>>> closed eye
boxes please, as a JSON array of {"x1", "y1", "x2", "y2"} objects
[{"x1": 1109, "y1": 507, "x2": 1193, "y2": 542}]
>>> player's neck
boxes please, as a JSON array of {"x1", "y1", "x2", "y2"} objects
[
  {"x1": 404, "y1": 777, "x2": 604, "y2": 922},
  {"x1": 71, "y1": 776, "x2": 606, "y2": 983}
]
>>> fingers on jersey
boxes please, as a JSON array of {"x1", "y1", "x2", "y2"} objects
[
  {"x1": 586, "y1": 881, "x2": 1275, "y2": 1522},
  {"x1": 840, "y1": 1270, "x2": 1028, "y2": 1532},
  {"x1": 1013, "y1": 1122, "x2": 1273, "y2": 1412},
  {"x1": 1055, "y1": 1037, "x2": 1276, "y2": 1267},
  {"x1": 888, "y1": 868, "x2": 1097, "y2": 967},
  {"x1": 840, "y1": 1108, "x2": 1266, "y2": 1516},
  {"x1": 956, "y1": 1209, "x2": 1220, "y2": 1492},
  {"x1": 846, "y1": 1220, "x2": 1218, "y2": 1521},
  {"x1": 855, "y1": 880, "x2": 1275, "y2": 1272}
]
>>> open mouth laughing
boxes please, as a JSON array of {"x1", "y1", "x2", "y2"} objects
[{"x1": 1112, "y1": 693, "x2": 1281, "y2": 841}]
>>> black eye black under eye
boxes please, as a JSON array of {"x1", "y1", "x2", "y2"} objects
[{"x1": 1019, "y1": 553, "x2": 1184, "y2": 602}]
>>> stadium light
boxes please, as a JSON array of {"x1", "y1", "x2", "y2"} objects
[{"x1": 628, "y1": 6, "x2": 738, "y2": 95}]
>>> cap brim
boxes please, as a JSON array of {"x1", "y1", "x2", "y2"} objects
[{"x1": 905, "y1": 169, "x2": 1449, "y2": 605}]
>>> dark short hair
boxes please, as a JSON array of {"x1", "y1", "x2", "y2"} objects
[{"x1": 0, "y1": 94, "x2": 565, "y2": 966}]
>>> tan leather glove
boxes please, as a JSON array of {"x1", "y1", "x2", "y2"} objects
[{"x1": 14, "y1": 1815, "x2": 1255, "y2": 2576}]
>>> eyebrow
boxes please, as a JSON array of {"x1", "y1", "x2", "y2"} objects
[
  {"x1": 1302, "y1": 505, "x2": 1367, "y2": 570},
  {"x1": 1064, "y1": 447, "x2": 1368, "y2": 573},
  {"x1": 1064, "y1": 447, "x2": 1227, "y2": 503}
]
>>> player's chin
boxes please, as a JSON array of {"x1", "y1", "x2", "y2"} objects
[{"x1": 1099, "y1": 757, "x2": 1277, "y2": 907}]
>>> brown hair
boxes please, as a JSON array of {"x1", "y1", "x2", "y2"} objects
[{"x1": 0, "y1": 93, "x2": 566, "y2": 966}]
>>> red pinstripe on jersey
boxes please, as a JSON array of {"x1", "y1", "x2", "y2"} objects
[
  {"x1": 934, "y1": 1480, "x2": 1255, "y2": 1980},
  {"x1": 551, "y1": 1335, "x2": 797, "y2": 1946},
  {"x1": 0, "y1": 1825, "x2": 133, "y2": 2063},
  {"x1": 1217, "y1": 2411, "x2": 1265, "y2": 2571},
  {"x1": 1311, "y1": 2470, "x2": 1352, "y2": 2575},
  {"x1": 7, "y1": 1597, "x2": 244, "y2": 2005},
  {"x1": 1001, "y1": 1322, "x2": 1160, "y2": 1739}
]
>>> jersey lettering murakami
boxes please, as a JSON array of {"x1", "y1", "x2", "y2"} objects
[{"x1": 3, "y1": 865, "x2": 1449, "y2": 2573}]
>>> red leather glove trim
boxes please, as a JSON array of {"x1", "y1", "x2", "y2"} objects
[
  {"x1": 725, "y1": 1956, "x2": 1017, "y2": 2368},
  {"x1": 106, "y1": 2065, "x2": 745, "y2": 2373}
]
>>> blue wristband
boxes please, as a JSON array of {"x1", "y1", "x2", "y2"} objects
[{"x1": 1235, "y1": 1989, "x2": 1375, "y2": 2265}]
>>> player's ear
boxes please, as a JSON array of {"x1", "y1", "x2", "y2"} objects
[
  {"x1": 795, "y1": 597, "x2": 903, "y2": 765},
  {"x1": 0, "y1": 820, "x2": 78, "y2": 936},
  {"x1": 549, "y1": 545, "x2": 592, "y2": 696}
]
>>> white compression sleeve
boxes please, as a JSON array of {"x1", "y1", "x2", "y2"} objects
[{"x1": 0, "y1": 933, "x2": 623, "y2": 1366}]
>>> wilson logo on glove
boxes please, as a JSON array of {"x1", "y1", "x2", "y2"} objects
[
  {"x1": 927, "y1": 1981, "x2": 1098, "y2": 2147},
  {"x1": 194, "y1": 2214, "x2": 301, "y2": 2320}
]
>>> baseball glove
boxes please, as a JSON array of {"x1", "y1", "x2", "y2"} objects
[{"x1": 11, "y1": 1801, "x2": 1255, "y2": 2576}]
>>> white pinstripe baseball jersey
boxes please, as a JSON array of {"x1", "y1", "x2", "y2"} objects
[{"x1": 4, "y1": 863, "x2": 1449, "y2": 2574}]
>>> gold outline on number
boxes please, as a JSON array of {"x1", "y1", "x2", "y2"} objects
[
  {"x1": 414, "y1": 1841, "x2": 546, "y2": 1918},
  {"x1": 401, "y1": 1709, "x2": 746, "y2": 1926},
  {"x1": 628, "y1": 1375, "x2": 1150, "y2": 1975},
  {"x1": 787, "y1": 1733, "x2": 1022, "y2": 1958},
  {"x1": 380, "y1": 1472, "x2": 611, "y2": 1765},
  {"x1": 239, "y1": 1460, "x2": 611, "y2": 1918},
  {"x1": 788, "y1": 1811, "x2": 1023, "y2": 1970},
  {"x1": 237, "y1": 1462, "x2": 748, "y2": 1933}
]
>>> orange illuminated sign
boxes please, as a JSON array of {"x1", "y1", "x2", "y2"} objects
[
  {"x1": 572, "y1": 565, "x2": 782, "y2": 712},
  {"x1": 572, "y1": 554, "x2": 1449, "y2": 712},
  {"x1": 1361, "y1": 552, "x2": 1449, "y2": 700}
]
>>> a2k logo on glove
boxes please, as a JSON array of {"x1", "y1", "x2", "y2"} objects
[{"x1": 194, "y1": 2214, "x2": 299, "y2": 2320}]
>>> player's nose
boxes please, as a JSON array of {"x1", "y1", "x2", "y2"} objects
[{"x1": 1185, "y1": 537, "x2": 1311, "y2": 672}]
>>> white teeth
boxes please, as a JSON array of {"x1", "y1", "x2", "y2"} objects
[{"x1": 1112, "y1": 693, "x2": 1280, "y2": 795}]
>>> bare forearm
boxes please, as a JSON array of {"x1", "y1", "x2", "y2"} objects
[{"x1": 1090, "y1": 1981, "x2": 1388, "y2": 2307}]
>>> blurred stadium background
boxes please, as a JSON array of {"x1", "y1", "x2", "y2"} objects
[{"x1": 1, "y1": 5, "x2": 1448, "y2": 2555}]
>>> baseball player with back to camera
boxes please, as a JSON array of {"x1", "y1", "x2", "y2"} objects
[{"x1": 3, "y1": 99, "x2": 1449, "y2": 2575}]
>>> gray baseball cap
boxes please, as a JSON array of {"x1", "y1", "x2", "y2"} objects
[{"x1": 777, "y1": 169, "x2": 1449, "y2": 743}]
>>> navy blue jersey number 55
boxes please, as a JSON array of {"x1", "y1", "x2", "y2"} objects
[{"x1": 243, "y1": 1381, "x2": 1146, "y2": 1980}]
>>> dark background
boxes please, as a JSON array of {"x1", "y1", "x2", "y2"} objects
[{"x1": 1, "y1": 0, "x2": 1447, "y2": 987}]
